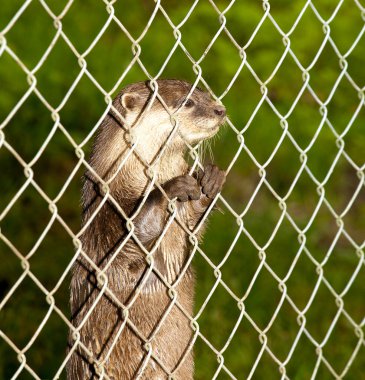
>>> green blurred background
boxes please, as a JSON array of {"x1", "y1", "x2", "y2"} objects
[{"x1": 1, "y1": 0, "x2": 364, "y2": 379}]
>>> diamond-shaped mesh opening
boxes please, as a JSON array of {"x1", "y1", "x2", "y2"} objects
[
  {"x1": 0, "y1": 238, "x2": 24, "y2": 303},
  {"x1": 324, "y1": 155, "x2": 361, "y2": 214},
  {"x1": 0, "y1": 53, "x2": 31, "y2": 123},
  {"x1": 304, "y1": 281, "x2": 340, "y2": 343},
  {"x1": 218, "y1": 64, "x2": 265, "y2": 130},
  {"x1": 218, "y1": 229, "x2": 260, "y2": 297},
  {"x1": 199, "y1": 34, "x2": 244, "y2": 96},
  {"x1": 264, "y1": 217, "x2": 301, "y2": 279},
  {"x1": 251, "y1": 349, "x2": 283, "y2": 379},
  {"x1": 342, "y1": 103, "x2": 365, "y2": 166},
  {"x1": 342, "y1": 261, "x2": 365, "y2": 324},
  {"x1": 342, "y1": 185, "x2": 365, "y2": 244},
  {"x1": 1, "y1": 92, "x2": 55, "y2": 161},
  {"x1": 285, "y1": 252, "x2": 320, "y2": 310},
  {"x1": 139, "y1": 23, "x2": 188, "y2": 78},
  {"x1": 31, "y1": 128, "x2": 82, "y2": 200},
  {"x1": 265, "y1": 135, "x2": 303, "y2": 197},
  {"x1": 220, "y1": 316, "x2": 268, "y2": 379},
  {"x1": 219, "y1": 1, "x2": 268, "y2": 47},
  {"x1": 0, "y1": 336, "x2": 22, "y2": 379},
  {"x1": 220, "y1": 148, "x2": 261, "y2": 207},
  {"x1": 266, "y1": 54, "x2": 307, "y2": 116},
  {"x1": 0, "y1": 147, "x2": 26, "y2": 211},
  {"x1": 200, "y1": 203, "x2": 241, "y2": 266},
  {"x1": 1, "y1": 276, "x2": 49, "y2": 349},
  {"x1": 1, "y1": 185, "x2": 52, "y2": 254},
  {"x1": 1, "y1": 1, "x2": 364, "y2": 379},
  {"x1": 57, "y1": 73, "x2": 111, "y2": 145},
  {"x1": 265, "y1": 299, "x2": 303, "y2": 361},
  {"x1": 244, "y1": 268, "x2": 284, "y2": 330},
  {"x1": 307, "y1": 41, "x2": 345, "y2": 104},
  {"x1": 326, "y1": 76, "x2": 362, "y2": 135},
  {"x1": 19, "y1": 310, "x2": 69, "y2": 379},
  {"x1": 286, "y1": 88, "x2": 326, "y2": 148},
  {"x1": 284, "y1": 331, "x2": 320, "y2": 378},
  {"x1": 322, "y1": 313, "x2": 362, "y2": 376},
  {"x1": 245, "y1": 18, "x2": 288, "y2": 83},
  {"x1": 83, "y1": 22, "x2": 138, "y2": 90},
  {"x1": 344, "y1": 343, "x2": 365, "y2": 379},
  {"x1": 28, "y1": 220, "x2": 76, "y2": 291},
  {"x1": 311, "y1": 0, "x2": 342, "y2": 20},
  {"x1": 304, "y1": 202, "x2": 340, "y2": 264},
  {"x1": 54, "y1": 165, "x2": 84, "y2": 232},
  {"x1": 321, "y1": 234, "x2": 362, "y2": 293},
  {"x1": 194, "y1": 339, "x2": 221, "y2": 379},
  {"x1": 179, "y1": 1, "x2": 225, "y2": 59},
  {"x1": 330, "y1": 2, "x2": 365, "y2": 53},
  {"x1": 112, "y1": 0, "x2": 159, "y2": 39},
  {"x1": 34, "y1": 37, "x2": 82, "y2": 107},
  {"x1": 0, "y1": 1, "x2": 56, "y2": 69},
  {"x1": 196, "y1": 284, "x2": 241, "y2": 351},
  {"x1": 285, "y1": 170, "x2": 321, "y2": 229},
  {"x1": 0, "y1": 1, "x2": 27, "y2": 30},
  {"x1": 346, "y1": 35, "x2": 365, "y2": 88},
  {"x1": 61, "y1": 1, "x2": 112, "y2": 53},
  {"x1": 242, "y1": 184, "x2": 286, "y2": 247},
  {"x1": 314, "y1": 361, "x2": 340, "y2": 380},
  {"x1": 288, "y1": 5, "x2": 326, "y2": 67},
  {"x1": 269, "y1": 0, "x2": 309, "y2": 33},
  {"x1": 305, "y1": 122, "x2": 341, "y2": 182},
  {"x1": 243, "y1": 102, "x2": 285, "y2": 164}
]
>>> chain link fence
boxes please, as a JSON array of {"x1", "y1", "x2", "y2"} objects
[{"x1": 1, "y1": 0, "x2": 364, "y2": 379}]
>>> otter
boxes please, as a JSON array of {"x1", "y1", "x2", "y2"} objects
[{"x1": 67, "y1": 79, "x2": 226, "y2": 379}]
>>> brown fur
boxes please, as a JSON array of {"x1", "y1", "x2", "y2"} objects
[{"x1": 67, "y1": 79, "x2": 226, "y2": 379}]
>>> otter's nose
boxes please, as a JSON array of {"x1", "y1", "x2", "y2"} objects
[{"x1": 214, "y1": 106, "x2": 226, "y2": 117}]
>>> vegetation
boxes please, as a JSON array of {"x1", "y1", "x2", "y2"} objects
[{"x1": 0, "y1": 0, "x2": 364, "y2": 379}]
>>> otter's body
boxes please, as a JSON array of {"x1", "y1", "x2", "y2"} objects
[{"x1": 67, "y1": 80, "x2": 226, "y2": 379}]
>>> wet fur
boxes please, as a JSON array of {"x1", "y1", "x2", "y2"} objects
[{"x1": 67, "y1": 80, "x2": 225, "y2": 379}]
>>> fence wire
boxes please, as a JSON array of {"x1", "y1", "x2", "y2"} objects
[{"x1": 0, "y1": 0, "x2": 364, "y2": 379}]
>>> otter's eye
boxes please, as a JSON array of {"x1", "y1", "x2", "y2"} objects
[{"x1": 184, "y1": 99, "x2": 194, "y2": 108}]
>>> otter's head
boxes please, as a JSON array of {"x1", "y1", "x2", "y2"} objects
[{"x1": 116, "y1": 79, "x2": 226, "y2": 148}]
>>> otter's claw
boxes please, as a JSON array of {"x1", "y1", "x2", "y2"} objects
[
  {"x1": 199, "y1": 164, "x2": 226, "y2": 199},
  {"x1": 164, "y1": 175, "x2": 201, "y2": 202}
]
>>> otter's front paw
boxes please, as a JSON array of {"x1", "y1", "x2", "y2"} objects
[
  {"x1": 164, "y1": 175, "x2": 201, "y2": 202},
  {"x1": 200, "y1": 164, "x2": 226, "y2": 199}
]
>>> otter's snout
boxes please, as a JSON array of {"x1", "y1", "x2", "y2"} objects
[{"x1": 214, "y1": 105, "x2": 226, "y2": 117}]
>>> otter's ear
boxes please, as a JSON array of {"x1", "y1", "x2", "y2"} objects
[{"x1": 120, "y1": 93, "x2": 140, "y2": 111}]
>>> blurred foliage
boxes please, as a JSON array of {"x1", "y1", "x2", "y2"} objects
[{"x1": 1, "y1": 0, "x2": 365, "y2": 379}]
